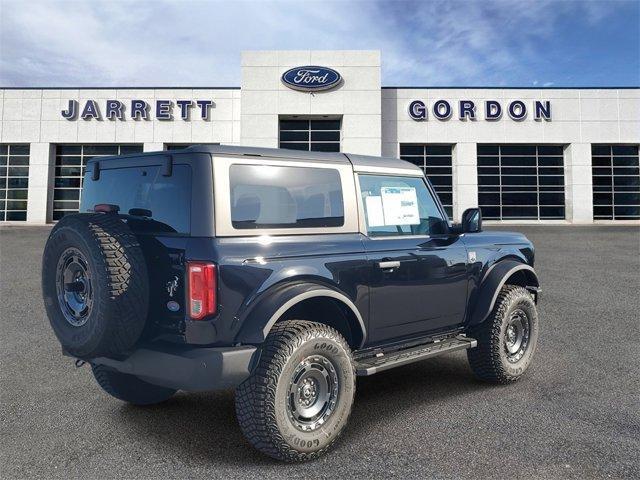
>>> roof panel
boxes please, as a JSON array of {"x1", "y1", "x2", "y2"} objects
[
  {"x1": 344, "y1": 153, "x2": 422, "y2": 174},
  {"x1": 85, "y1": 144, "x2": 421, "y2": 173},
  {"x1": 184, "y1": 144, "x2": 351, "y2": 164}
]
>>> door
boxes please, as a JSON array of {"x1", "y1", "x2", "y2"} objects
[{"x1": 357, "y1": 174, "x2": 469, "y2": 344}]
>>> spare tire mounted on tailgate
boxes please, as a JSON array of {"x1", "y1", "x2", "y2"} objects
[{"x1": 42, "y1": 213, "x2": 149, "y2": 359}]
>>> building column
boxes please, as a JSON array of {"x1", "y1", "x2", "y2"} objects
[
  {"x1": 452, "y1": 142, "x2": 478, "y2": 221},
  {"x1": 564, "y1": 143, "x2": 593, "y2": 223},
  {"x1": 143, "y1": 143, "x2": 165, "y2": 152},
  {"x1": 26, "y1": 143, "x2": 55, "y2": 224}
]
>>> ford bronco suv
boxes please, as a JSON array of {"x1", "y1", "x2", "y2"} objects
[{"x1": 42, "y1": 145, "x2": 540, "y2": 462}]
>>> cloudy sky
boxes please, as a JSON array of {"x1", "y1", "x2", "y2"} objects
[{"x1": 0, "y1": 0, "x2": 638, "y2": 87}]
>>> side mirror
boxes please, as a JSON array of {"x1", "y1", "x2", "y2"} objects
[{"x1": 462, "y1": 208, "x2": 482, "y2": 233}]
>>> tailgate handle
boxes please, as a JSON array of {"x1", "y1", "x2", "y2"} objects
[{"x1": 378, "y1": 261, "x2": 401, "y2": 270}]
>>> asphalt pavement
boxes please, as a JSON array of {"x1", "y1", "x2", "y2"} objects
[{"x1": 1, "y1": 225, "x2": 639, "y2": 479}]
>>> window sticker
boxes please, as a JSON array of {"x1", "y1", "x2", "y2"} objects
[
  {"x1": 365, "y1": 195, "x2": 385, "y2": 227},
  {"x1": 380, "y1": 186, "x2": 420, "y2": 225}
]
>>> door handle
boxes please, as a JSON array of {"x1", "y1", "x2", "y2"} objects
[{"x1": 378, "y1": 260, "x2": 401, "y2": 270}]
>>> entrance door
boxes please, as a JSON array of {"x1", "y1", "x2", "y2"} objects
[{"x1": 357, "y1": 174, "x2": 469, "y2": 344}]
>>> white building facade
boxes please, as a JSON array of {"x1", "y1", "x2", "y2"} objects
[{"x1": 1, "y1": 50, "x2": 638, "y2": 224}]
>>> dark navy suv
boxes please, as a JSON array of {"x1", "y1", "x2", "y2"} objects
[{"x1": 42, "y1": 145, "x2": 540, "y2": 461}]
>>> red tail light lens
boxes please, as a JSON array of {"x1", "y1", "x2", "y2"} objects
[{"x1": 187, "y1": 262, "x2": 217, "y2": 320}]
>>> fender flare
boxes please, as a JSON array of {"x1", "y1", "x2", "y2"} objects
[
  {"x1": 235, "y1": 282, "x2": 367, "y2": 348},
  {"x1": 469, "y1": 260, "x2": 540, "y2": 326}
]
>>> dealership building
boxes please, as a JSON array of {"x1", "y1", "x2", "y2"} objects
[{"x1": 0, "y1": 50, "x2": 638, "y2": 224}]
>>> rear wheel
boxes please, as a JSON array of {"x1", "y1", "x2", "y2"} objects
[
  {"x1": 235, "y1": 320, "x2": 355, "y2": 462},
  {"x1": 91, "y1": 364, "x2": 176, "y2": 406},
  {"x1": 467, "y1": 285, "x2": 539, "y2": 383}
]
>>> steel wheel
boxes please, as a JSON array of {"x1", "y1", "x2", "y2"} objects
[
  {"x1": 55, "y1": 247, "x2": 93, "y2": 327},
  {"x1": 287, "y1": 355, "x2": 339, "y2": 432},
  {"x1": 504, "y1": 308, "x2": 530, "y2": 363}
]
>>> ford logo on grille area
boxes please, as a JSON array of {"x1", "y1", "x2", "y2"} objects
[{"x1": 281, "y1": 66, "x2": 342, "y2": 92}]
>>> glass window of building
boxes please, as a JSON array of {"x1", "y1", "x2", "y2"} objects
[
  {"x1": 279, "y1": 119, "x2": 341, "y2": 152},
  {"x1": 53, "y1": 144, "x2": 143, "y2": 220},
  {"x1": 592, "y1": 145, "x2": 640, "y2": 220},
  {"x1": 0, "y1": 144, "x2": 30, "y2": 221},
  {"x1": 400, "y1": 144, "x2": 453, "y2": 219},
  {"x1": 477, "y1": 145, "x2": 565, "y2": 220}
]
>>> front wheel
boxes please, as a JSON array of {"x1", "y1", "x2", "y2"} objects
[
  {"x1": 235, "y1": 320, "x2": 355, "y2": 462},
  {"x1": 467, "y1": 285, "x2": 539, "y2": 383}
]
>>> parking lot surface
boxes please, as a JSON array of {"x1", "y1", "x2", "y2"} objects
[{"x1": 1, "y1": 225, "x2": 639, "y2": 479}]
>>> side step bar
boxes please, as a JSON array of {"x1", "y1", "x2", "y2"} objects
[{"x1": 354, "y1": 335, "x2": 477, "y2": 376}]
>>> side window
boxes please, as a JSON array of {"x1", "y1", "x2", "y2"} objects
[
  {"x1": 229, "y1": 164, "x2": 344, "y2": 229},
  {"x1": 358, "y1": 175, "x2": 448, "y2": 237}
]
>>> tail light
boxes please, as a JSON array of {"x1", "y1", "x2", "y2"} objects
[{"x1": 187, "y1": 262, "x2": 217, "y2": 320}]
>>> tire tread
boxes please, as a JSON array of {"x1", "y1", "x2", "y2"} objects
[
  {"x1": 42, "y1": 213, "x2": 149, "y2": 358},
  {"x1": 235, "y1": 320, "x2": 354, "y2": 462},
  {"x1": 467, "y1": 285, "x2": 536, "y2": 384}
]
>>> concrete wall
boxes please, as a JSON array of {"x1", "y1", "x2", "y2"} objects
[
  {"x1": 240, "y1": 50, "x2": 381, "y2": 155},
  {"x1": 0, "y1": 88, "x2": 240, "y2": 145},
  {"x1": 382, "y1": 88, "x2": 639, "y2": 151}
]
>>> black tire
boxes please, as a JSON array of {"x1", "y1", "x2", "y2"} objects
[
  {"x1": 235, "y1": 320, "x2": 355, "y2": 462},
  {"x1": 92, "y1": 364, "x2": 176, "y2": 405},
  {"x1": 467, "y1": 285, "x2": 539, "y2": 383},
  {"x1": 42, "y1": 213, "x2": 149, "y2": 359}
]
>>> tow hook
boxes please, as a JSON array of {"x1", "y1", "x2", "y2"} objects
[{"x1": 75, "y1": 359, "x2": 87, "y2": 368}]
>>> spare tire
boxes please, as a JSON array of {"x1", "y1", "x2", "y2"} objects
[{"x1": 42, "y1": 213, "x2": 149, "y2": 359}]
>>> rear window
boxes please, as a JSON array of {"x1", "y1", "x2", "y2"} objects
[
  {"x1": 229, "y1": 164, "x2": 344, "y2": 229},
  {"x1": 80, "y1": 164, "x2": 191, "y2": 234}
]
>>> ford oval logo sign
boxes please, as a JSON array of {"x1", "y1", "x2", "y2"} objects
[{"x1": 281, "y1": 66, "x2": 342, "y2": 92}]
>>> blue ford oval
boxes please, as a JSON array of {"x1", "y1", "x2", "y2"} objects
[{"x1": 281, "y1": 66, "x2": 342, "y2": 91}]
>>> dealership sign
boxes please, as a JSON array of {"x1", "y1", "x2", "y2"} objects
[
  {"x1": 408, "y1": 99, "x2": 552, "y2": 121},
  {"x1": 61, "y1": 99, "x2": 214, "y2": 121},
  {"x1": 281, "y1": 66, "x2": 342, "y2": 92}
]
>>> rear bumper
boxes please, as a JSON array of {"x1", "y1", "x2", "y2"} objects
[{"x1": 91, "y1": 344, "x2": 258, "y2": 392}]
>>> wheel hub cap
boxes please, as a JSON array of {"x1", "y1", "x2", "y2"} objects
[
  {"x1": 299, "y1": 378, "x2": 318, "y2": 405},
  {"x1": 287, "y1": 355, "x2": 339, "y2": 432}
]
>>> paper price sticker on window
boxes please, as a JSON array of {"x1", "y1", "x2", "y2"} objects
[
  {"x1": 364, "y1": 195, "x2": 386, "y2": 227},
  {"x1": 380, "y1": 186, "x2": 420, "y2": 225}
]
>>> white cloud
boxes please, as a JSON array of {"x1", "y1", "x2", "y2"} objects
[{"x1": 0, "y1": 0, "x2": 629, "y2": 87}]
